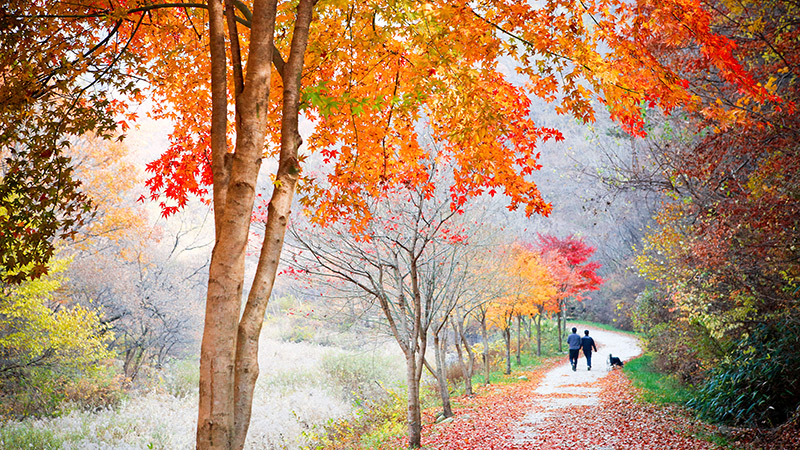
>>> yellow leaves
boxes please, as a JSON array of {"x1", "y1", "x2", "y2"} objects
[
  {"x1": 0, "y1": 258, "x2": 113, "y2": 370},
  {"x1": 485, "y1": 243, "x2": 559, "y2": 331}
]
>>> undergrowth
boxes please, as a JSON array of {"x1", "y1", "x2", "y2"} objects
[{"x1": 623, "y1": 353, "x2": 693, "y2": 405}]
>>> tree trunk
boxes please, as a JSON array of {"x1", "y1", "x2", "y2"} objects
[
  {"x1": 527, "y1": 315, "x2": 532, "y2": 339},
  {"x1": 503, "y1": 326, "x2": 511, "y2": 375},
  {"x1": 451, "y1": 316, "x2": 473, "y2": 396},
  {"x1": 405, "y1": 351, "x2": 422, "y2": 448},
  {"x1": 480, "y1": 313, "x2": 490, "y2": 385},
  {"x1": 433, "y1": 332, "x2": 453, "y2": 419},
  {"x1": 197, "y1": 1, "x2": 248, "y2": 446},
  {"x1": 557, "y1": 310, "x2": 563, "y2": 352},
  {"x1": 231, "y1": 1, "x2": 313, "y2": 449},
  {"x1": 197, "y1": 0, "x2": 310, "y2": 448},
  {"x1": 515, "y1": 315, "x2": 522, "y2": 366},
  {"x1": 536, "y1": 313, "x2": 542, "y2": 357}
]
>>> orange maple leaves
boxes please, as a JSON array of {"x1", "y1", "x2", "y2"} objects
[{"x1": 110, "y1": 0, "x2": 778, "y2": 230}]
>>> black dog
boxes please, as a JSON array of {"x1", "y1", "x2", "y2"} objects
[{"x1": 609, "y1": 354, "x2": 624, "y2": 368}]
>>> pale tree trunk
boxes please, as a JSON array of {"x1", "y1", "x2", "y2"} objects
[
  {"x1": 536, "y1": 311, "x2": 543, "y2": 357},
  {"x1": 405, "y1": 351, "x2": 422, "y2": 448},
  {"x1": 503, "y1": 326, "x2": 511, "y2": 375},
  {"x1": 451, "y1": 316, "x2": 473, "y2": 396},
  {"x1": 526, "y1": 315, "x2": 532, "y2": 339},
  {"x1": 196, "y1": 0, "x2": 314, "y2": 449},
  {"x1": 197, "y1": 0, "x2": 255, "y2": 446},
  {"x1": 479, "y1": 312, "x2": 490, "y2": 385},
  {"x1": 433, "y1": 331, "x2": 453, "y2": 419},
  {"x1": 232, "y1": 1, "x2": 313, "y2": 448},
  {"x1": 515, "y1": 314, "x2": 522, "y2": 366},
  {"x1": 557, "y1": 310, "x2": 564, "y2": 352}
]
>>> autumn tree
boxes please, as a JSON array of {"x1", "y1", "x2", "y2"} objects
[
  {"x1": 486, "y1": 294, "x2": 519, "y2": 375},
  {"x1": 286, "y1": 161, "x2": 482, "y2": 444},
  {"x1": 536, "y1": 234, "x2": 603, "y2": 351},
  {"x1": 511, "y1": 244, "x2": 558, "y2": 357}
]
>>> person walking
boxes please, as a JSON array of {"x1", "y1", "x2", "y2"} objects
[
  {"x1": 581, "y1": 329, "x2": 598, "y2": 371},
  {"x1": 567, "y1": 327, "x2": 581, "y2": 371}
]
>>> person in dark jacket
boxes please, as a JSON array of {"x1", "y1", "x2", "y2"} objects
[
  {"x1": 567, "y1": 327, "x2": 582, "y2": 371},
  {"x1": 581, "y1": 330, "x2": 598, "y2": 371}
]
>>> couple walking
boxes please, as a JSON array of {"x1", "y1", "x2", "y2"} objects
[{"x1": 567, "y1": 328, "x2": 597, "y2": 371}]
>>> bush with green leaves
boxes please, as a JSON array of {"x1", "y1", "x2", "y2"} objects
[
  {"x1": 0, "y1": 258, "x2": 116, "y2": 418},
  {"x1": 687, "y1": 318, "x2": 800, "y2": 427}
]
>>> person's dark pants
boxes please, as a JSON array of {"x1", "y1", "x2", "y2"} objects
[
  {"x1": 584, "y1": 350, "x2": 593, "y2": 368},
  {"x1": 569, "y1": 349, "x2": 580, "y2": 368}
]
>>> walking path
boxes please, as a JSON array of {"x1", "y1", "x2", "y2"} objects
[{"x1": 515, "y1": 323, "x2": 642, "y2": 444}]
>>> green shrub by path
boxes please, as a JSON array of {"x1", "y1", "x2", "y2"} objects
[
  {"x1": 623, "y1": 353, "x2": 692, "y2": 405},
  {"x1": 685, "y1": 318, "x2": 800, "y2": 427}
]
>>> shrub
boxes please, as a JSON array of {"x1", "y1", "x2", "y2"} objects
[
  {"x1": 320, "y1": 352, "x2": 399, "y2": 407},
  {"x1": 161, "y1": 359, "x2": 199, "y2": 398},
  {"x1": 282, "y1": 325, "x2": 315, "y2": 343},
  {"x1": 0, "y1": 259, "x2": 116, "y2": 418},
  {"x1": 687, "y1": 319, "x2": 800, "y2": 427},
  {"x1": 303, "y1": 387, "x2": 406, "y2": 449},
  {"x1": 0, "y1": 423, "x2": 63, "y2": 450}
]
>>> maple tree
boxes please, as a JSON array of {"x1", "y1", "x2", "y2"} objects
[
  {"x1": 286, "y1": 162, "x2": 480, "y2": 446},
  {"x1": 486, "y1": 242, "x2": 557, "y2": 373},
  {"x1": 536, "y1": 234, "x2": 603, "y2": 351},
  {"x1": 486, "y1": 294, "x2": 520, "y2": 376}
]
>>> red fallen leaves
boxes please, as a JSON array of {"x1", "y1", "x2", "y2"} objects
[
  {"x1": 385, "y1": 364, "x2": 727, "y2": 450},
  {"x1": 380, "y1": 358, "x2": 561, "y2": 450},
  {"x1": 524, "y1": 371, "x2": 721, "y2": 450}
]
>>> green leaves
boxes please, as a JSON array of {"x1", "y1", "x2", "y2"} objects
[
  {"x1": 0, "y1": 147, "x2": 94, "y2": 283},
  {"x1": 302, "y1": 82, "x2": 383, "y2": 117}
]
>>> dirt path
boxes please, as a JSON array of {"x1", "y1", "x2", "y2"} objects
[{"x1": 515, "y1": 324, "x2": 642, "y2": 446}]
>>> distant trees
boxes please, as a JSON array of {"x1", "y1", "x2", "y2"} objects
[
  {"x1": 60, "y1": 135, "x2": 208, "y2": 381},
  {"x1": 65, "y1": 222, "x2": 207, "y2": 380},
  {"x1": 536, "y1": 235, "x2": 603, "y2": 351}
]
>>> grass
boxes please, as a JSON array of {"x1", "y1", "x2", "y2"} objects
[
  {"x1": 0, "y1": 424, "x2": 64, "y2": 450},
  {"x1": 623, "y1": 353, "x2": 692, "y2": 405},
  {"x1": 467, "y1": 324, "x2": 569, "y2": 388}
]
